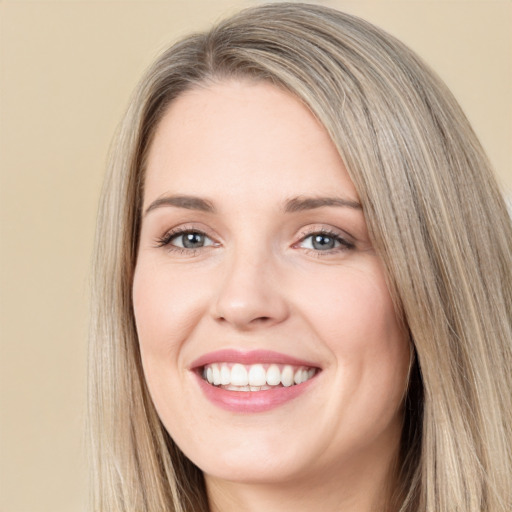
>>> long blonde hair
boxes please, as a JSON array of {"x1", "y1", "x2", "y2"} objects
[{"x1": 89, "y1": 3, "x2": 512, "y2": 511}]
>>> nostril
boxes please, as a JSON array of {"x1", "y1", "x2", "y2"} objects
[
  {"x1": 249, "y1": 316, "x2": 273, "y2": 325},
  {"x1": 216, "y1": 315, "x2": 271, "y2": 323}
]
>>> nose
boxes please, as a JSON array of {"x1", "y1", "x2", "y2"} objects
[{"x1": 211, "y1": 249, "x2": 290, "y2": 330}]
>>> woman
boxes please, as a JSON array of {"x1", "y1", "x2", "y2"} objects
[{"x1": 88, "y1": 3, "x2": 512, "y2": 511}]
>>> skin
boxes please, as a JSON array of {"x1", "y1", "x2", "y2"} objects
[{"x1": 133, "y1": 80, "x2": 411, "y2": 512}]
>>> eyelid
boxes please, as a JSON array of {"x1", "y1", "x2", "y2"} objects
[
  {"x1": 294, "y1": 225, "x2": 355, "y2": 253},
  {"x1": 153, "y1": 223, "x2": 355, "y2": 255},
  {"x1": 154, "y1": 224, "x2": 219, "y2": 250}
]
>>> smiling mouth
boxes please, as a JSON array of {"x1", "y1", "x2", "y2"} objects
[{"x1": 201, "y1": 362, "x2": 318, "y2": 391}]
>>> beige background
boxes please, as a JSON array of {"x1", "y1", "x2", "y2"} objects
[{"x1": 0, "y1": 1, "x2": 510, "y2": 511}]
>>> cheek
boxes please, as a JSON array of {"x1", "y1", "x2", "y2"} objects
[
  {"x1": 294, "y1": 260, "x2": 409, "y2": 400},
  {"x1": 132, "y1": 260, "x2": 208, "y2": 357},
  {"x1": 296, "y1": 262, "x2": 403, "y2": 347},
  {"x1": 132, "y1": 261, "x2": 208, "y2": 428}
]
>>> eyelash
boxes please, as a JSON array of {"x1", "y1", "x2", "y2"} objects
[
  {"x1": 296, "y1": 228, "x2": 355, "y2": 255},
  {"x1": 154, "y1": 226, "x2": 217, "y2": 255},
  {"x1": 154, "y1": 227, "x2": 355, "y2": 255}
]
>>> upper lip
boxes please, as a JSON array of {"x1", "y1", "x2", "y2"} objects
[{"x1": 189, "y1": 349, "x2": 321, "y2": 370}]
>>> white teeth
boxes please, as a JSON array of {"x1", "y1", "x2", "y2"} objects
[
  {"x1": 281, "y1": 365, "x2": 294, "y2": 387},
  {"x1": 225, "y1": 384, "x2": 251, "y2": 392},
  {"x1": 212, "y1": 364, "x2": 221, "y2": 385},
  {"x1": 202, "y1": 362, "x2": 317, "y2": 390},
  {"x1": 231, "y1": 364, "x2": 249, "y2": 386},
  {"x1": 266, "y1": 364, "x2": 281, "y2": 386},
  {"x1": 220, "y1": 365, "x2": 231, "y2": 385},
  {"x1": 248, "y1": 364, "x2": 267, "y2": 386}
]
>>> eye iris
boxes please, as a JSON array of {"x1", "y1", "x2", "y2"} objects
[
  {"x1": 182, "y1": 232, "x2": 204, "y2": 248},
  {"x1": 312, "y1": 234, "x2": 335, "y2": 250}
]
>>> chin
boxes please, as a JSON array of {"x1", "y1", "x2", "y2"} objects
[
  {"x1": 180, "y1": 429, "x2": 317, "y2": 485},
  {"x1": 200, "y1": 456, "x2": 308, "y2": 486}
]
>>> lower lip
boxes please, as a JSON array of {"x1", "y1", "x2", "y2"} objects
[{"x1": 194, "y1": 372, "x2": 317, "y2": 413}]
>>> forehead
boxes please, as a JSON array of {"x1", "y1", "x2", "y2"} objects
[{"x1": 143, "y1": 80, "x2": 358, "y2": 208}]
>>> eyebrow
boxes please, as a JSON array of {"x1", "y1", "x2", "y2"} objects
[
  {"x1": 144, "y1": 194, "x2": 362, "y2": 217},
  {"x1": 144, "y1": 195, "x2": 216, "y2": 216},
  {"x1": 284, "y1": 196, "x2": 362, "y2": 212}
]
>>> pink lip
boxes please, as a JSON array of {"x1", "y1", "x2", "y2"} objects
[
  {"x1": 189, "y1": 349, "x2": 321, "y2": 413},
  {"x1": 189, "y1": 349, "x2": 318, "y2": 369},
  {"x1": 194, "y1": 373, "x2": 317, "y2": 413}
]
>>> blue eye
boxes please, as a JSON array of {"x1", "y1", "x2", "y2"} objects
[
  {"x1": 299, "y1": 231, "x2": 353, "y2": 251},
  {"x1": 156, "y1": 229, "x2": 216, "y2": 251},
  {"x1": 169, "y1": 231, "x2": 215, "y2": 249}
]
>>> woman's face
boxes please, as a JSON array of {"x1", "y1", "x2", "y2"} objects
[{"x1": 133, "y1": 80, "x2": 410, "y2": 486}]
